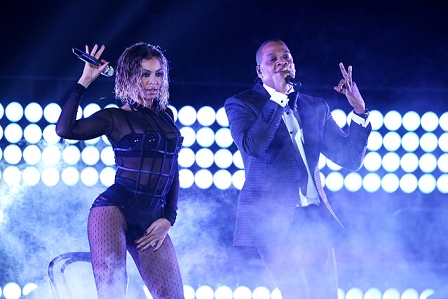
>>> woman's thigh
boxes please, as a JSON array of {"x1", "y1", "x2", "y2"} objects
[{"x1": 128, "y1": 234, "x2": 184, "y2": 299}]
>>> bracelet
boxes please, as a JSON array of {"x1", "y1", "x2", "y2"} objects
[{"x1": 353, "y1": 109, "x2": 369, "y2": 119}]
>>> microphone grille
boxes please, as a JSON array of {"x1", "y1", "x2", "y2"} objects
[{"x1": 102, "y1": 65, "x2": 114, "y2": 77}]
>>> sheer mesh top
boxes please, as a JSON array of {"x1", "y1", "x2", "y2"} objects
[
  {"x1": 56, "y1": 84, "x2": 183, "y2": 223},
  {"x1": 110, "y1": 106, "x2": 183, "y2": 199}
]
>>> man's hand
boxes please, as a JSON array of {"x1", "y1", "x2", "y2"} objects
[{"x1": 334, "y1": 62, "x2": 366, "y2": 114}]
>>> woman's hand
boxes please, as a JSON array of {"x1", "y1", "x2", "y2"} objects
[
  {"x1": 334, "y1": 62, "x2": 366, "y2": 114},
  {"x1": 77, "y1": 44, "x2": 110, "y2": 88},
  {"x1": 135, "y1": 218, "x2": 171, "y2": 252}
]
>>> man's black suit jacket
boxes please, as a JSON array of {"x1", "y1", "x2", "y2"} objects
[{"x1": 225, "y1": 82, "x2": 372, "y2": 247}]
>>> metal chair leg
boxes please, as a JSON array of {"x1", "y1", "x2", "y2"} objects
[{"x1": 48, "y1": 252, "x2": 91, "y2": 299}]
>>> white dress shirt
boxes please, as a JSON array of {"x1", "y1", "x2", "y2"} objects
[{"x1": 263, "y1": 84, "x2": 369, "y2": 207}]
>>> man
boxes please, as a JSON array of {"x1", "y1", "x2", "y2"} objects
[{"x1": 224, "y1": 39, "x2": 371, "y2": 299}]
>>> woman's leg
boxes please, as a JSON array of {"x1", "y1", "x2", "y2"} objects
[
  {"x1": 127, "y1": 234, "x2": 184, "y2": 299},
  {"x1": 88, "y1": 206, "x2": 128, "y2": 299}
]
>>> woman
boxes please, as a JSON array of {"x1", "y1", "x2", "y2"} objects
[{"x1": 56, "y1": 42, "x2": 184, "y2": 299}]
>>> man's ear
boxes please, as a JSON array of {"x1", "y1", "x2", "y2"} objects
[{"x1": 256, "y1": 66, "x2": 262, "y2": 77}]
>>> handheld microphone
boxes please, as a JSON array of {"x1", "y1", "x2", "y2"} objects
[
  {"x1": 72, "y1": 47, "x2": 114, "y2": 77},
  {"x1": 285, "y1": 76, "x2": 302, "y2": 88}
]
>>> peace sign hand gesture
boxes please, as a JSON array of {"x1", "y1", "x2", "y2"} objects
[{"x1": 334, "y1": 62, "x2": 366, "y2": 114}]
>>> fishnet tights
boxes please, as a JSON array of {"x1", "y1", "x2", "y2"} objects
[{"x1": 87, "y1": 206, "x2": 184, "y2": 299}]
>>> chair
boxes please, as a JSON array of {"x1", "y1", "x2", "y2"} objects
[{"x1": 48, "y1": 252, "x2": 92, "y2": 299}]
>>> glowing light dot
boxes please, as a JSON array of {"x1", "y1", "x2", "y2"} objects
[
  {"x1": 346, "y1": 287, "x2": 363, "y2": 299},
  {"x1": 437, "y1": 174, "x2": 448, "y2": 193},
  {"x1": 325, "y1": 172, "x2": 344, "y2": 191},
  {"x1": 214, "y1": 149, "x2": 233, "y2": 168},
  {"x1": 344, "y1": 172, "x2": 362, "y2": 192},
  {"x1": 22, "y1": 167, "x2": 41, "y2": 186},
  {"x1": 364, "y1": 287, "x2": 382, "y2": 299},
  {"x1": 363, "y1": 173, "x2": 381, "y2": 193},
  {"x1": 100, "y1": 146, "x2": 115, "y2": 166},
  {"x1": 402, "y1": 111, "x2": 420, "y2": 131},
  {"x1": 194, "y1": 169, "x2": 213, "y2": 189},
  {"x1": 440, "y1": 112, "x2": 448, "y2": 131},
  {"x1": 2, "y1": 166, "x2": 21, "y2": 185},
  {"x1": 215, "y1": 285, "x2": 233, "y2": 299},
  {"x1": 363, "y1": 152, "x2": 382, "y2": 172},
  {"x1": 178, "y1": 106, "x2": 197, "y2": 126},
  {"x1": 367, "y1": 131, "x2": 383, "y2": 151},
  {"x1": 25, "y1": 102, "x2": 43, "y2": 122},
  {"x1": 401, "y1": 153, "x2": 418, "y2": 173},
  {"x1": 216, "y1": 107, "x2": 229, "y2": 127},
  {"x1": 5, "y1": 102, "x2": 23, "y2": 122},
  {"x1": 252, "y1": 286, "x2": 271, "y2": 299},
  {"x1": 196, "y1": 148, "x2": 214, "y2": 168},
  {"x1": 63, "y1": 146, "x2": 81, "y2": 165},
  {"x1": 41, "y1": 167, "x2": 60, "y2": 187},
  {"x1": 400, "y1": 174, "x2": 418, "y2": 193},
  {"x1": 61, "y1": 167, "x2": 80, "y2": 186},
  {"x1": 195, "y1": 285, "x2": 214, "y2": 299},
  {"x1": 213, "y1": 170, "x2": 232, "y2": 190},
  {"x1": 184, "y1": 285, "x2": 195, "y2": 299},
  {"x1": 196, "y1": 127, "x2": 215, "y2": 147},
  {"x1": 383, "y1": 288, "x2": 400, "y2": 299},
  {"x1": 4, "y1": 123, "x2": 23, "y2": 143},
  {"x1": 332, "y1": 109, "x2": 347, "y2": 128},
  {"x1": 83, "y1": 103, "x2": 101, "y2": 117},
  {"x1": 232, "y1": 170, "x2": 245, "y2": 190},
  {"x1": 80, "y1": 167, "x2": 99, "y2": 186},
  {"x1": 3, "y1": 282, "x2": 21, "y2": 299},
  {"x1": 383, "y1": 132, "x2": 401, "y2": 152},
  {"x1": 179, "y1": 148, "x2": 195, "y2": 168},
  {"x1": 197, "y1": 106, "x2": 216, "y2": 126},
  {"x1": 22, "y1": 283, "x2": 38, "y2": 296},
  {"x1": 100, "y1": 167, "x2": 115, "y2": 187},
  {"x1": 369, "y1": 110, "x2": 384, "y2": 130},
  {"x1": 81, "y1": 146, "x2": 100, "y2": 165},
  {"x1": 215, "y1": 128, "x2": 233, "y2": 148},
  {"x1": 44, "y1": 103, "x2": 61, "y2": 123},
  {"x1": 420, "y1": 133, "x2": 438, "y2": 152},
  {"x1": 383, "y1": 110, "x2": 402, "y2": 131},
  {"x1": 421, "y1": 111, "x2": 439, "y2": 132},
  {"x1": 179, "y1": 169, "x2": 194, "y2": 189},
  {"x1": 3, "y1": 145, "x2": 22, "y2": 165},
  {"x1": 420, "y1": 289, "x2": 435, "y2": 299},
  {"x1": 233, "y1": 151, "x2": 244, "y2": 169},
  {"x1": 24, "y1": 124, "x2": 43, "y2": 144},
  {"x1": 381, "y1": 173, "x2": 400, "y2": 193},
  {"x1": 180, "y1": 127, "x2": 196, "y2": 147},
  {"x1": 233, "y1": 286, "x2": 252, "y2": 299},
  {"x1": 382, "y1": 152, "x2": 400, "y2": 172},
  {"x1": 43, "y1": 124, "x2": 60, "y2": 144}
]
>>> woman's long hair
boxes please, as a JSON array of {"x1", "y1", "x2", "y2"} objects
[{"x1": 115, "y1": 42, "x2": 170, "y2": 110}]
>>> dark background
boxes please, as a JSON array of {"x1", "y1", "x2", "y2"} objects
[
  {"x1": 1, "y1": 0, "x2": 447, "y2": 108},
  {"x1": 0, "y1": 0, "x2": 447, "y2": 297}
]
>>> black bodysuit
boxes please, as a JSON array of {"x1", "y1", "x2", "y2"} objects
[{"x1": 57, "y1": 84, "x2": 183, "y2": 241}]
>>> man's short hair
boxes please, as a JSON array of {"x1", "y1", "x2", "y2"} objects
[{"x1": 255, "y1": 39, "x2": 285, "y2": 65}]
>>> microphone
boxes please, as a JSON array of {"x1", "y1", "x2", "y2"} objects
[
  {"x1": 285, "y1": 76, "x2": 302, "y2": 88},
  {"x1": 72, "y1": 47, "x2": 114, "y2": 77}
]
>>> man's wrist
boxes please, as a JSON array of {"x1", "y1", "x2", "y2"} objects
[{"x1": 353, "y1": 108, "x2": 369, "y2": 119}]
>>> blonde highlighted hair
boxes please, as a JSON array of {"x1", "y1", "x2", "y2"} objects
[{"x1": 115, "y1": 42, "x2": 170, "y2": 110}]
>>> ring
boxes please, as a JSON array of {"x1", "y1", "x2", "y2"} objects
[{"x1": 150, "y1": 241, "x2": 157, "y2": 247}]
